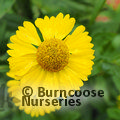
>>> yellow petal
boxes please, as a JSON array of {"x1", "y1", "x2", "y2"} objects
[
  {"x1": 20, "y1": 64, "x2": 60, "y2": 92},
  {"x1": 6, "y1": 71, "x2": 22, "y2": 80},
  {"x1": 7, "y1": 54, "x2": 38, "y2": 77},
  {"x1": 16, "y1": 21, "x2": 41, "y2": 46},
  {"x1": 35, "y1": 13, "x2": 75, "y2": 40},
  {"x1": 71, "y1": 49, "x2": 95, "y2": 60},
  {"x1": 67, "y1": 57, "x2": 94, "y2": 81},
  {"x1": 20, "y1": 64, "x2": 44, "y2": 86},
  {"x1": 7, "y1": 80, "x2": 20, "y2": 87},
  {"x1": 7, "y1": 35, "x2": 37, "y2": 57},
  {"x1": 65, "y1": 25, "x2": 93, "y2": 51}
]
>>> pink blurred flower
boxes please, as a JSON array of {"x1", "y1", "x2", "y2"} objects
[
  {"x1": 96, "y1": 16, "x2": 110, "y2": 22},
  {"x1": 107, "y1": 0, "x2": 120, "y2": 9}
]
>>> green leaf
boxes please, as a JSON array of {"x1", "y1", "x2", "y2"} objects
[
  {"x1": 55, "y1": 111, "x2": 81, "y2": 120},
  {"x1": 31, "y1": 0, "x2": 92, "y2": 18},
  {"x1": 61, "y1": 111, "x2": 80, "y2": 120},
  {"x1": 12, "y1": 110, "x2": 21, "y2": 120},
  {"x1": 0, "y1": 0, "x2": 15, "y2": 19},
  {"x1": 89, "y1": 0, "x2": 106, "y2": 26},
  {"x1": 91, "y1": 59, "x2": 103, "y2": 76},
  {"x1": 0, "y1": 77, "x2": 5, "y2": 87},
  {"x1": 0, "y1": 13, "x2": 26, "y2": 31},
  {"x1": 107, "y1": 108, "x2": 120, "y2": 119},
  {"x1": 92, "y1": 32, "x2": 115, "y2": 57},
  {"x1": 21, "y1": 111, "x2": 54, "y2": 120},
  {"x1": 0, "y1": 21, "x2": 8, "y2": 55},
  {"x1": 109, "y1": 65, "x2": 120, "y2": 92},
  {"x1": 91, "y1": 22, "x2": 119, "y2": 35},
  {"x1": 0, "y1": 65, "x2": 9, "y2": 73},
  {"x1": 0, "y1": 21, "x2": 6, "y2": 40},
  {"x1": 0, "y1": 109, "x2": 12, "y2": 119},
  {"x1": 13, "y1": 0, "x2": 33, "y2": 19},
  {"x1": 112, "y1": 35, "x2": 120, "y2": 49},
  {"x1": 94, "y1": 76, "x2": 109, "y2": 104},
  {"x1": 0, "y1": 53, "x2": 8, "y2": 62},
  {"x1": 0, "y1": 72, "x2": 10, "y2": 87}
]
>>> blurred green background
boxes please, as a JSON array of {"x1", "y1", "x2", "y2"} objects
[{"x1": 1, "y1": 0, "x2": 120, "y2": 120}]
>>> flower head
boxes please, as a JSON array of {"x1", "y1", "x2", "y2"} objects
[{"x1": 7, "y1": 13, "x2": 94, "y2": 117}]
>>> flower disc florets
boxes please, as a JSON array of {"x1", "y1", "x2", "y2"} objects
[{"x1": 37, "y1": 39, "x2": 69, "y2": 72}]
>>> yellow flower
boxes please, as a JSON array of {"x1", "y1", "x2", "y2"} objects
[
  {"x1": 7, "y1": 80, "x2": 60, "y2": 117},
  {"x1": 7, "y1": 13, "x2": 94, "y2": 117}
]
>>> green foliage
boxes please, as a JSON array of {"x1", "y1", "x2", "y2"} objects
[
  {"x1": 0, "y1": 0, "x2": 120, "y2": 120},
  {"x1": 89, "y1": 0, "x2": 106, "y2": 26},
  {"x1": 0, "y1": 0, "x2": 15, "y2": 19},
  {"x1": 20, "y1": 110, "x2": 81, "y2": 120},
  {"x1": 107, "y1": 108, "x2": 120, "y2": 119}
]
